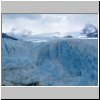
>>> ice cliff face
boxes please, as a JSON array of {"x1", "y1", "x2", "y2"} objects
[
  {"x1": 2, "y1": 33, "x2": 98, "y2": 86},
  {"x1": 2, "y1": 33, "x2": 18, "y2": 40}
]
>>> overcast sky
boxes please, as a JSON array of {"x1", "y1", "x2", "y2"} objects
[{"x1": 2, "y1": 14, "x2": 98, "y2": 35}]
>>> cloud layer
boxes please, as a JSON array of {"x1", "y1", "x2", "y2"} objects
[{"x1": 2, "y1": 14, "x2": 98, "y2": 35}]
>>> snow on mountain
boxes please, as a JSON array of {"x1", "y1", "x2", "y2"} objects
[
  {"x1": 81, "y1": 24, "x2": 98, "y2": 38},
  {"x1": 10, "y1": 28, "x2": 33, "y2": 36},
  {"x1": 4, "y1": 26, "x2": 97, "y2": 44},
  {"x1": 2, "y1": 33, "x2": 98, "y2": 86},
  {"x1": 6, "y1": 28, "x2": 63, "y2": 42},
  {"x1": 6, "y1": 28, "x2": 34, "y2": 41}
]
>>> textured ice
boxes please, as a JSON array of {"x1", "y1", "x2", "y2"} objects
[{"x1": 2, "y1": 35, "x2": 98, "y2": 86}]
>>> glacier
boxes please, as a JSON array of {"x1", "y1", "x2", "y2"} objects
[{"x1": 2, "y1": 33, "x2": 98, "y2": 86}]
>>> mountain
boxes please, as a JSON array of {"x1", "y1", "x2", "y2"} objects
[
  {"x1": 81, "y1": 24, "x2": 98, "y2": 38},
  {"x1": 87, "y1": 32, "x2": 98, "y2": 37},
  {"x1": 5, "y1": 25, "x2": 98, "y2": 41},
  {"x1": 2, "y1": 33, "x2": 98, "y2": 86},
  {"x1": 7, "y1": 29, "x2": 63, "y2": 42},
  {"x1": 64, "y1": 35, "x2": 73, "y2": 38},
  {"x1": 63, "y1": 32, "x2": 88, "y2": 38}
]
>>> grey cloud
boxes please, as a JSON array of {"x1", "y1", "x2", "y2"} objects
[{"x1": 2, "y1": 14, "x2": 42, "y2": 20}]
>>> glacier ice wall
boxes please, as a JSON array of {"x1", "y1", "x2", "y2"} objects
[{"x1": 2, "y1": 37, "x2": 98, "y2": 86}]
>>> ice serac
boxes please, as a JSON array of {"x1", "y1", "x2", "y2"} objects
[{"x1": 2, "y1": 35, "x2": 98, "y2": 86}]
